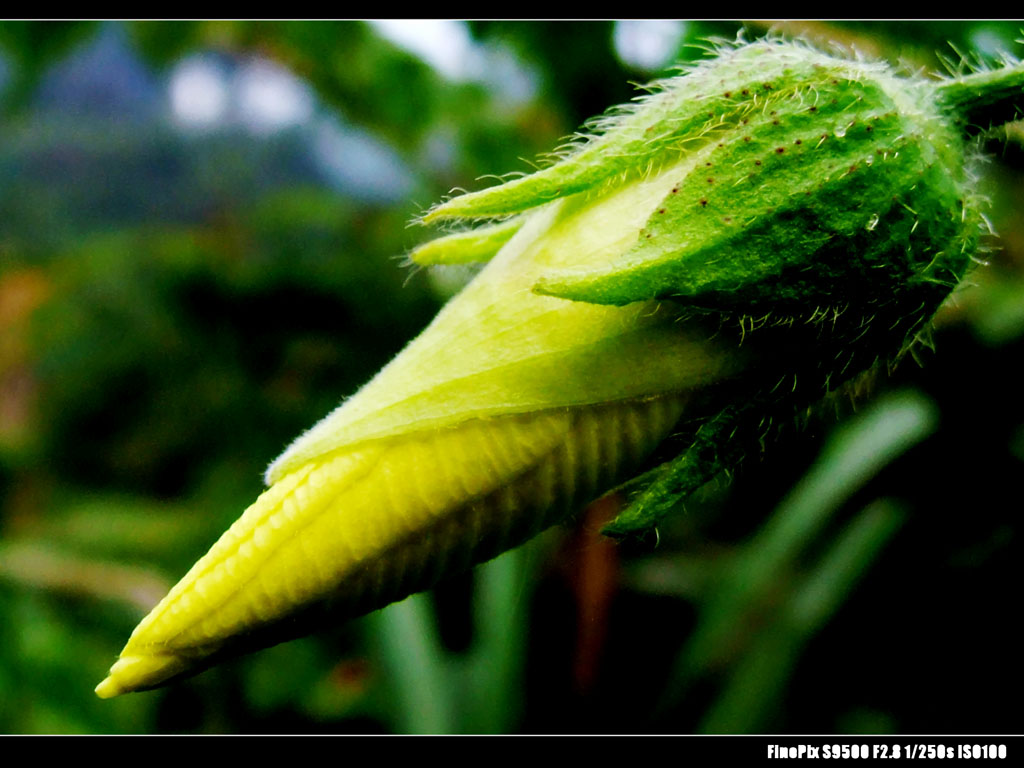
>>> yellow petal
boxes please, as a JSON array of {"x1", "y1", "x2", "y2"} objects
[{"x1": 98, "y1": 395, "x2": 687, "y2": 695}]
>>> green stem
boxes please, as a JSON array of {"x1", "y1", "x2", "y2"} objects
[
  {"x1": 697, "y1": 499, "x2": 906, "y2": 733},
  {"x1": 367, "y1": 594, "x2": 455, "y2": 734},
  {"x1": 934, "y1": 61, "x2": 1024, "y2": 135}
]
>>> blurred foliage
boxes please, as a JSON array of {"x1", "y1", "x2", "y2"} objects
[
  {"x1": 0, "y1": 21, "x2": 99, "y2": 108},
  {"x1": 0, "y1": 20, "x2": 1022, "y2": 735}
]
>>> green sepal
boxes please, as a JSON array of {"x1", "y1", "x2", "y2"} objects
[
  {"x1": 534, "y1": 78, "x2": 971, "y2": 313},
  {"x1": 602, "y1": 405, "x2": 751, "y2": 538},
  {"x1": 409, "y1": 217, "x2": 525, "y2": 266},
  {"x1": 419, "y1": 41, "x2": 847, "y2": 225}
]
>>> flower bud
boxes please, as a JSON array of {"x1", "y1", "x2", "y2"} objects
[{"x1": 96, "y1": 38, "x2": 1023, "y2": 698}]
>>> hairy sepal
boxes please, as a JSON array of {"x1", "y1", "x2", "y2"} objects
[
  {"x1": 419, "y1": 40, "x2": 854, "y2": 224},
  {"x1": 534, "y1": 57, "x2": 978, "y2": 315}
]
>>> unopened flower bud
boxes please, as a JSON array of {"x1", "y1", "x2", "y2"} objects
[{"x1": 96, "y1": 37, "x2": 1024, "y2": 698}]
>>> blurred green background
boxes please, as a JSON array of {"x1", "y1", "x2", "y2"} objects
[{"x1": 0, "y1": 20, "x2": 1022, "y2": 735}]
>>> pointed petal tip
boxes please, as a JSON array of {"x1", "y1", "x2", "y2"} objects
[
  {"x1": 94, "y1": 674, "x2": 123, "y2": 699},
  {"x1": 95, "y1": 652, "x2": 191, "y2": 699}
]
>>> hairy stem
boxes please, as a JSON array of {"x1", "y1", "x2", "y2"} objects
[{"x1": 935, "y1": 61, "x2": 1024, "y2": 134}]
